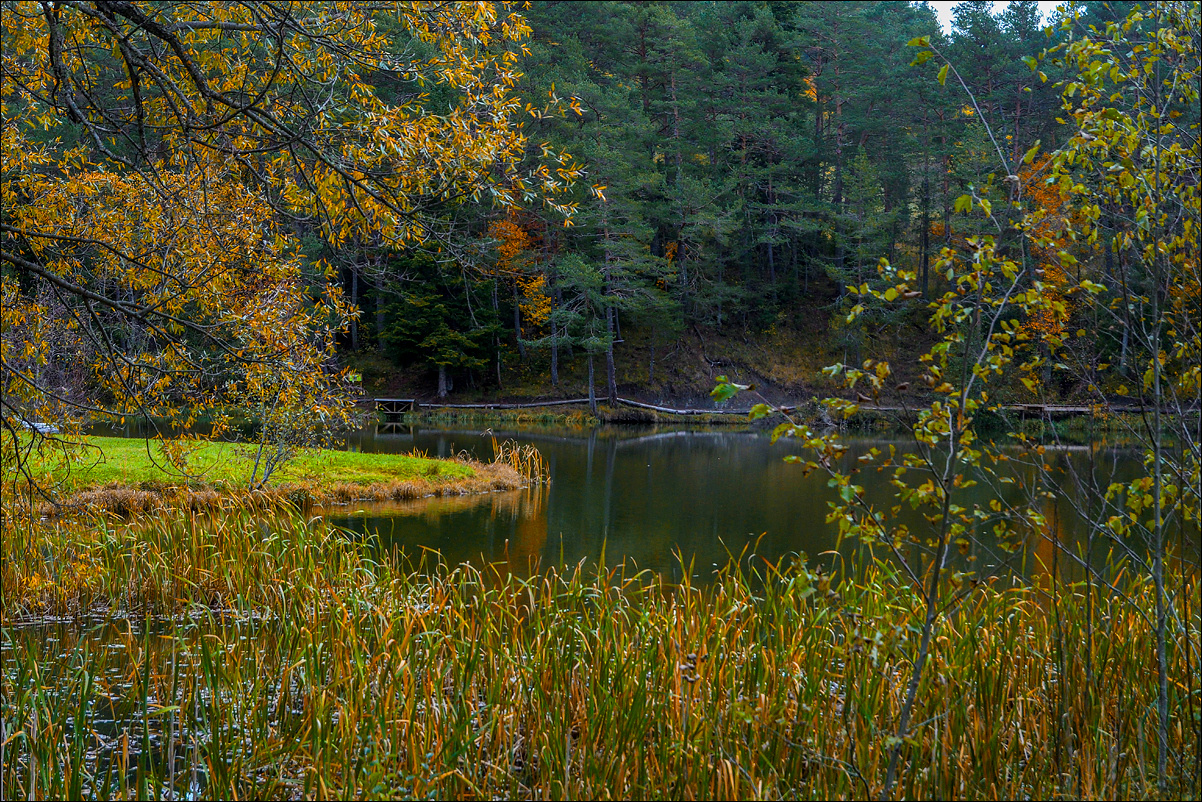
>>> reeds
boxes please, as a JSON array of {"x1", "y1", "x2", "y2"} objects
[
  {"x1": 1, "y1": 508, "x2": 1197, "y2": 799},
  {"x1": 490, "y1": 437, "x2": 550, "y2": 482}
]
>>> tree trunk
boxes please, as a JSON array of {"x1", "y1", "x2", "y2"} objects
[
  {"x1": 350, "y1": 266, "x2": 360, "y2": 352},
  {"x1": 813, "y1": 85, "x2": 823, "y2": 196},
  {"x1": 767, "y1": 228, "x2": 776, "y2": 285},
  {"x1": 513, "y1": 281, "x2": 526, "y2": 361},
  {"x1": 375, "y1": 254, "x2": 386, "y2": 351},
  {"x1": 549, "y1": 279, "x2": 560, "y2": 387},
  {"x1": 600, "y1": 198, "x2": 617, "y2": 404},
  {"x1": 605, "y1": 305, "x2": 617, "y2": 404},
  {"x1": 649, "y1": 326, "x2": 656, "y2": 383},
  {"x1": 943, "y1": 152, "x2": 952, "y2": 247},
  {"x1": 492, "y1": 283, "x2": 503, "y2": 388},
  {"x1": 921, "y1": 151, "x2": 931, "y2": 298},
  {"x1": 376, "y1": 304, "x2": 386, "y2": 351},
  {"x1": 587, "y1": 354, "x2": 597, "y2": 415},
  {"x1": 437, "y1": 365, "x2": 448, "y2": 398},
  {"x1": 671, "y1": 66, "x2": 688, "y2": 300},
  {"x1": 832, "y1": 55, "x2": 846, "y2": 293}
]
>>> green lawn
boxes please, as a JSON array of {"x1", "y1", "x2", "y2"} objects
[{"x1": 21, "y1": 436, "x2": 474, "y2": 492}]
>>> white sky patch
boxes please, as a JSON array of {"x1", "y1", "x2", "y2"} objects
[{"x1": 924, "y1": 1, "x2": 1064, "y2": 34}]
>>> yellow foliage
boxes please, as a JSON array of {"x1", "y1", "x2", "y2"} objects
[
  {"x1": 518, "y1": 274, "x2": 551, "y2": 328},
  {"x1": 1, "y1": 2, "x2": 587, "y2": 487},
  {"x1": 1017, "y1": 155, "x2": 1081, "y2": 350}
]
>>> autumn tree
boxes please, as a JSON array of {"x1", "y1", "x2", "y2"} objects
[{"x1": 1, "y1": 1, "x2": 583, "y2": 489}]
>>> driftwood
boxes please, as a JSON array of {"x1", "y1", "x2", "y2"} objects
[{"x1": 383, "y1": 396, "x2": 1196, "y2": 419}]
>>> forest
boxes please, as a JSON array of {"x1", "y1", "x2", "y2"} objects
[{"x1": 328, "y1": 0, "x2": 1139, "y2": 406}]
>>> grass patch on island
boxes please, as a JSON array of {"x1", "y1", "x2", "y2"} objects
[
  {"x1": 5, "y1": 436, "x2": 532, "y2": 517},
  {"x1": 24, "y1": 435, "x2": 473, "y2": 491}
]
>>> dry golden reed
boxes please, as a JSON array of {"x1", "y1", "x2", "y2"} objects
[
  {"x1": 1, "y1": 507, "x2": 1197, "y2": 800},
  {"x1": 16, "y1": 460, "x2": 524, "y2": 521}
]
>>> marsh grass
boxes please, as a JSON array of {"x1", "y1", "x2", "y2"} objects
[
  {"x1": 1, "y1": 508, "x2": 1198, "y2": 799},
  {"x1": 402, "y1": 407, "x2": 601, "y2": 427},
  {"x1": 490, "y1": 436, "x2": 550, "y2": 482}
]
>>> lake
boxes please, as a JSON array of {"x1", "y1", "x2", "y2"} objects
[
  {"x1": 6, "y1": 421, "x2": 1190, "y2": 799},
  {"x1": 308, "y1": 422, "x2": 1164, "y2": 581}
]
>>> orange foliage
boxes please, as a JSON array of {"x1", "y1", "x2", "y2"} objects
[
  {"x1": 489, "y1": 216, "x2": 533, "y2": 266},
  {"x1": 488, "y1": 214, "x2": 550, "y2": 329},
  {"x1": 1018, "y1": 155, "x2": 1077, "y2": 347}
]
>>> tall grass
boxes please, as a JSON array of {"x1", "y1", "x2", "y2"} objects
[
  {"x1": 490, "y1": 436, "x2": 550, "y2": 482},
  {"x1": 1, "y1": 510, "x2": 1197, "y2": 799}
]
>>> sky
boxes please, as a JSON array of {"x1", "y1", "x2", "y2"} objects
[{"x1": 926, "y1": 1, "x2": 1064, "y2": 33}]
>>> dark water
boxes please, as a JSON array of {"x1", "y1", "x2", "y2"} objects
[
  {"x1": 84, "y1": 419, "x2": 1188, "y2": 579},
  {"x1": 309, "y1": 423, "x2": 1168, "y2": 581}
]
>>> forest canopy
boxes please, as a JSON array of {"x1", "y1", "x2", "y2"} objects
[{"x1": 2, "y1": 0, "x2": 1198, "y2": 432}]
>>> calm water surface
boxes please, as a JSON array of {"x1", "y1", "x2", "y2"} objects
[
  {"x1": 318, "y1": 423, "x2": 1159, "y2": 580},
  {"x1": 85, "y1": 419, "x2": 1181, "y2": 579}
]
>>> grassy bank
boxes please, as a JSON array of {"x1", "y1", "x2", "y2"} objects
[
  {"x1": 5, "y1": 436, "x2": 535, "y2": 517},
  {"x1": 402, "y1": 403, "x2": 760, "y2": 427},
  {"x1": 1, "y1": 508, "x2": 1198, "y2": 799},
  {"x1": 401, "y1": 405, "x2": 601, "y2": 427}
]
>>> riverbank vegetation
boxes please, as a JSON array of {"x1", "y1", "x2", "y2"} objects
[
  {"x1": 402, "y1": 403, "x2": 753, "y2": 427},
  {"x1": 2, "y1": 510, "x2": 1197, "y2": 798},
  {"x1": 4, "y1": 436, "x2": 542, "y2": 519}
]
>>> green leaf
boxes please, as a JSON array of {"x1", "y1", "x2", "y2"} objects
[
  {"x1": 711, "y1": 379, "x2": 748, "y2": 403},
  {"x1": 937, "y1": 64, "x2": 949, "y2": 86},
  {"x1": 954, "y1": 194, "x2": 973, "y2": 214},
  {"x1": 979, "y1": 198, "x2": 992, "y2": 216},
  {"x1": 1023, "y1": 141, "x2": 1041, "y2": 164},
  {"x1": 884, "y1": 287, "x2": 898, "y2": 302},
  {"x1": 748, "y1": 403, "x2": 772, "y2": 422},
  {"x1": 1022, "y1": 55, "x2": 1038, "y2": 71},
  {"x1": 907, "y1": 36, "x2": 931, "y2": 47}
]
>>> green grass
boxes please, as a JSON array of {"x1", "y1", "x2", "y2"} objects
[
  {"x1": 402, "y1": 406, "x2": 601, "y2": 427},
  {"x1": 19, "y1": 435, "x2": 474, "y2": 493}
]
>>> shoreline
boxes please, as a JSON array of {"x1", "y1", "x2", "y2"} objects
[
  {"x1": 32, "y1": 461, "x2": 527, "y2": 519},
  {"x1": 4, "y1": 435, "x2": 531, "y2": 519}
]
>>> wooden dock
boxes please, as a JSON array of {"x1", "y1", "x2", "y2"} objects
[{"x1": 375, "y1": 398, "x2": 417, "y2": 416}]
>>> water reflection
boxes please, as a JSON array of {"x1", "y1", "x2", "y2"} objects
[
  {"x1": 324, "y1": 424, "x2": 1183, "y2": 581},
  {"x1": 86, "y1": 419, "x2": 1193, "y2": 581}
]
